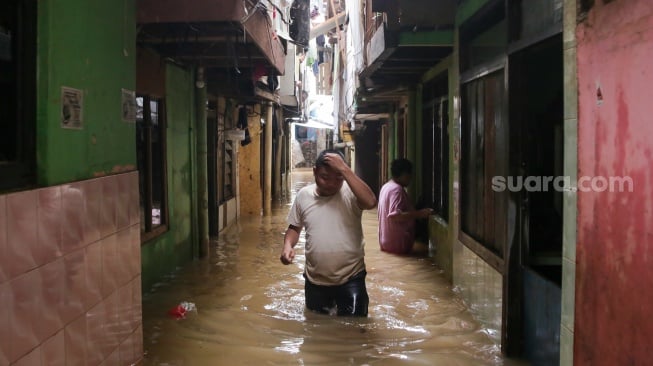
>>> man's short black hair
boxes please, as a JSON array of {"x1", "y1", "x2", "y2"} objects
[
  {"x1": 315, "y1": 149, "x2": 345, "y2": 168},
  {"x1": 391, "y1": 158, "x2": 412, "y2": 178}
]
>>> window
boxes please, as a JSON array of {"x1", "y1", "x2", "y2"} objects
[
  {"x1": 460, "y1": 71, "x2": 506, "y2": 257},
  {"x1": 421, "y1": 77, "x2": 449, "y2": 221},
  {"x1": 136, "y1": 95, "x2": 168, "y2": 239},
  {"x1": 0, "y1": 0, "x2": 36, "y2": 191},
  {"x1": 222, "y1": 140, "x2": 235, "y2": 201},
  {"x1": 216, "y1": 102, "x2": 236, "y2": 203}
]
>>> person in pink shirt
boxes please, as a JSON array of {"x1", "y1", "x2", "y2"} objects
[{"x1": 378, "y1": 159, "x2": 433, "y2": 254}]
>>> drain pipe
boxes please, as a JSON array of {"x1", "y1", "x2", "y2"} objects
[
  {"x1": 264, "y1": 102, "x2": 273, "y2": 215},
  {"x1": 196, "y1": 67, "x2": 209, "y2": 257}
]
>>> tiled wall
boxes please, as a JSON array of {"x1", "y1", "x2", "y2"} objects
[
  {"x1": 218, "y1": 198, "x2": 238, "y2": 232},
  {"x1": 430, "y1": 217, "x2": 452, "y2": 281},
  {"x1": 452, "y1": 240, "x2": 503, "y2": 344},
  {"x1": 0, "y1": 172, "x2": 143, "y2": 366}
]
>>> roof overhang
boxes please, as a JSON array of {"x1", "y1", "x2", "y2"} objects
[
  {"x1": 362, "y1": 27, "x2": 453, "y2": 88},
  {"x1": 137, "y1": 0, "x2": 286, "y2": 97},
  {"x1": 373, "y1": 0, "x2": 456, "y2": 27},
  {"x1": 355, "y1": 27, "x2": 453, "y2": 109},
  {"x1": 356, "y1": 0, "x2": 455, "y2": 108}
]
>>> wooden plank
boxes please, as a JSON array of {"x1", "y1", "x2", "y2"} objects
[
  {"x1": 138, "y1": 0, "x2": 245, "y2": 24},
  {"x1": 368, "y1": 24, "x2": 387, "y2": 64},
  {"x1": 398, "y1": 30, "x2": 454, "y2": 47},
  {"x1": 459, "y1": 232, "x2": 505, "y2": 273},
  {"x1": 328, "y1": 0, "x2": 346, "y2": 63},
  {"x1": 309, "y1": 12, "x2": 346, "y2": 39},
  {"x1": 243, "y1": 10, "x2": 286, "y2": 75}
]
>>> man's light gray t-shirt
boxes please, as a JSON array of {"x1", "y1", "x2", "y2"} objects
[{"x1": 287, "y1": 182, "x2": 365, "y2": 286}]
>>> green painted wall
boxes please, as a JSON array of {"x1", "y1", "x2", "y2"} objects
[
  {"x1": 37, "y1": 0, "x2": 136, "y2": 186},
  {"x1": 141, "y1": 64, "x2": 197, "y2": 291},
  {"x1": 398, "y1": 30, "x2": 454, "y2": 47},
  {"x1": 456, "y1": 0, "x2": 493, "y2": 25}
]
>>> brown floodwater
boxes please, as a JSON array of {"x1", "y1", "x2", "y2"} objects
[{"x1": 142, "y1": 172, "x2": 523, "y2": 365}]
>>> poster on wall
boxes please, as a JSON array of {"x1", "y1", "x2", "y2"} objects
[
  {"x1": 121, "y1": 88, "x2": 137, "y2": 123},
  {"x1": 61, "y1": 86, "x2": 83, "y2": 129}
]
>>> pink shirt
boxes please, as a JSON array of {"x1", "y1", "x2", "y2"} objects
[{"x1": 378, "y1": 180, "x2": 415, "y2": 254}]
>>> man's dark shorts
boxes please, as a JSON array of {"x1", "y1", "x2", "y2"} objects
[{"x1": 304, "y1": 270, "x2": 369, "y2": 316}]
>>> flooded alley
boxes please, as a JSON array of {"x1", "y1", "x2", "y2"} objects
[
  {"x1": 142, "y1": 173, "x2": 519, "y2": 366},
  {"x1": 3, "y1": 1, "x2": 652, "y2": 365}
]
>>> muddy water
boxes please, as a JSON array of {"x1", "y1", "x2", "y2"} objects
[{"x1": 142, "y1": 172, "x2": 521, "y2": 365}]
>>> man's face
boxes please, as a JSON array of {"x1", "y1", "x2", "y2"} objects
[
  {"x1": 397, "y1": 173, "x2": 412, "y2": 187},
  {"x1": 314, "y1": 165, "x2": 344, "y2": 196}
]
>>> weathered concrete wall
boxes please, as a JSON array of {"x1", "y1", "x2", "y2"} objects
[
  {"x1": 238, "y1": 104, "x2": 263, "y2": 216},
  {"x1": 575, "y1": 2, "x2": 653, "y2": 364}
]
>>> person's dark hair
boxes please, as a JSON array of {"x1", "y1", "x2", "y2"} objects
[
  {"x1": 391, "y1": 158, "x2": 412, "y2": 178},
  {"x1": 315, "y1": 149, "x2": 345, "y2": 168}
]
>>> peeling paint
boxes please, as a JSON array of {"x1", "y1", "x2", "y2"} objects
[{"x1": 575, "y1": 1, "x2": 653, "y2": 364}]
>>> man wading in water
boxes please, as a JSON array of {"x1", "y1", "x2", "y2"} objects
[{"x1": 280, "y1": 150, "x2": 377, "y2": 316}]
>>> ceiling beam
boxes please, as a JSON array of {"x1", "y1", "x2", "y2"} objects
[
  {"x1": 355, "y1": 113, "x2": 391, "y2": 121},
  {"x1": 146, "y1": 42, "x2": 263, "y2": 58},
  {"x1": 309, "y1": 12, "x2": 347, "y2": 39},
  {"x1": 139, "y1": 35, "x2": 231, "y2": 44}
]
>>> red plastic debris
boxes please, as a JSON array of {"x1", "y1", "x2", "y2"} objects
[
  {"x1": 167, "y1": 302, "x2": 197, "y2": 319},
  {"x1": 168, "y1": 304, "x2": 187, "y2": 319}
]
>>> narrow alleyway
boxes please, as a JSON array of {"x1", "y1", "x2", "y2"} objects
[{"x1": 142, "y1": 172, "x2": 522, "y2": 365}]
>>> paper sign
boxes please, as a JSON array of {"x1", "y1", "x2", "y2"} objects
[
  {"x1": 61, "y1": 87, "x2": 83, "y2": 129},
  {"x1": 122, "y1": 89, "x2": 137, "y2": 123}
]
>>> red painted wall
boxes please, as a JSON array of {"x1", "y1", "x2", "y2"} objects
[{"x1": 576, "y1": 1, "x2": 653, "y2": 365}]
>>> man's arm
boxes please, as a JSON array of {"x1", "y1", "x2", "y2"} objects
[
  {"x1": 323, "y1": 153, "x2": 377, "y2": 209},
  {"x1": 280, "y1": 224, "x2": 302, "y2": 265},
  {"x1": 388, "y1": 208, "x2": 433, "y2": 222}
]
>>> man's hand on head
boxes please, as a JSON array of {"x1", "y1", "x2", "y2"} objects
[{"x1": 323, "y1": 153, "x2": 349, "y2": 173}]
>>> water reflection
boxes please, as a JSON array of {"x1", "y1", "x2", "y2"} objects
[{"x1": 142, "y1": 171, "x2": 522, "y2": 365}]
